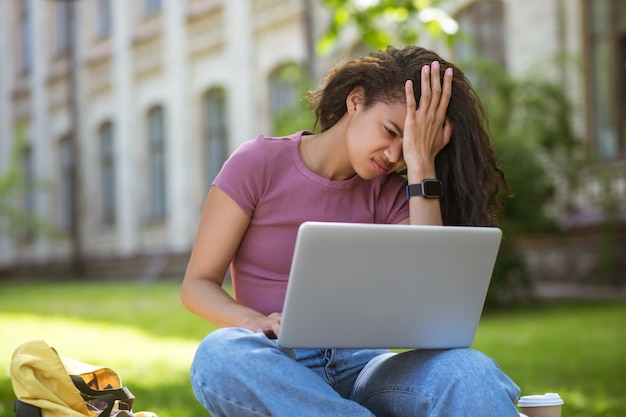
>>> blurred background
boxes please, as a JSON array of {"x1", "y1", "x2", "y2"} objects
[
  {"x1": 1, "y1": 2, "x2": 625, "y2": 417},
  {"x1": 0, "y1": 0, "x2": 625, "y2": 301}
]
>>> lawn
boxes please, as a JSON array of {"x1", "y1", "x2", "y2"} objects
[{"x1": 1, "y1": 281, "x2": 624, "y2": 417}]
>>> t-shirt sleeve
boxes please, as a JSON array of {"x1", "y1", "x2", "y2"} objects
[{"x1": 212, "y1": 137, "x2": 266, "y2": 217}]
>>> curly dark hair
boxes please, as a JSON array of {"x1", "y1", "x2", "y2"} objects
[{"x1": 308, "y1": 45, "x2": 508, "y2": 227}]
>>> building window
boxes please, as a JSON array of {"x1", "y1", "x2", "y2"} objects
[
  {"x1": 56, "y1": 2, "x2": 72, "y2": 56},
  {"x1": 269, "y1": 64, "x2": 300, "y2": 116},
  {"x1": 59, "y1": 136, "x2": 74, "y2": 233},
  {"x1": 20, "y1": 145, "x2": 35, "y2": 242},
  {"x1": 22, "y1": 146, "x2": 35, "y2": 216},
  {"x1": 455, "y1": 0, "x2": 506, "y2": 68},
  {"x1": 99, "y1": 122, "x2": 116, "y2": 227},
  {"x1": 202, "y1": 88, "x2": 229, "y2": 190},
  {"x1": 18, "y1": 0, "x2": 32, "y2": 73},
  {"x1": 269, "y1": 63, "x2": 304, "y2": 134},
  {"x1": 144, "y1": 0, "x2": 162, "y2": 17},
  {"x1": 147, "y1": 106, "x2": 167, "y2": 222},
  {"x1": 585, "y1": 0, "x2": 626, "y2": 158},
  {"x1": 96, "y1": 0, "x2": 112, "y2": 37}
]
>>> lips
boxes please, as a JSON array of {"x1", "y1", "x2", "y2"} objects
[{"x1": 372, "y1": 158, "x2": 391, "y2": 175}]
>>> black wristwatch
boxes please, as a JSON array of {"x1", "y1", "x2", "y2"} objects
[{"x1": 406, "y1": 179, "x2": 443, "y2": 199}]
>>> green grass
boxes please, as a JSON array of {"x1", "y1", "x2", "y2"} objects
[{"x1": 1, "y1": 281, "x2": 624, "y2": 417}]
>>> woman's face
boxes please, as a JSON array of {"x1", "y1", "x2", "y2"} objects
[{"x1": 345, "y1": 98, "x2": 407, "y2": 180}]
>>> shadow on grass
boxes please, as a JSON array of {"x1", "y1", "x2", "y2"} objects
[{"x1": 2, "y1": 281, "x2": 625, "y2": 417}]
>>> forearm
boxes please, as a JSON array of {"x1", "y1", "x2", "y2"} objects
[
  {"x1": 181, "y1": 276, "x2": 266, "y2": 329},
  {"x1": 406, "y1": 163, "x2": 443, "y2": 226}
]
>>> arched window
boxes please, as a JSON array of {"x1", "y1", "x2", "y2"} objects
[
  {"x1": 99, "y1": 121, "x2": 116, "y2": 226},
  {"x1": 147, "y1": 106, "x2": 167, "y2": 222},
  {"x1": 202, "y1": 87, "x2": 229, "y2": 189},
  {"x1": 455, "y1": 0, "x2": 506, "y2": 68}
]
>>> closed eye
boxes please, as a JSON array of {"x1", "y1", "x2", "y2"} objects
[
  {"x1": 385, "y1": 126, "x2": 399, "y2": 138},
  {"x1": 386, "y1": 120, "x2": 404, "y2": 138}
]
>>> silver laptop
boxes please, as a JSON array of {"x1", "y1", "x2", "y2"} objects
[{"x1": 277, "y1": 221, "x2": 502, "y2": 349}]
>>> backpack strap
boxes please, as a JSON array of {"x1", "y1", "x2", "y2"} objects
[
  {"x1": 70, "y1": 375, "x2": 135, "y2": 417},
  {"x1": 14, "y1": 400, "x2": 42, "y2": 417}
]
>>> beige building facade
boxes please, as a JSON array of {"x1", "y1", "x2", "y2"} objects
[{"x1": 0, "y1": 0, "x2": 624, "y2": 284}]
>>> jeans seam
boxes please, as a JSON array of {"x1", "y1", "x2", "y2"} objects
[
  {"x1": 201, "y1": 386, "x2": 272, "y2": 417},
  {"x1": 358, "y1": 385, "x2": 434, "y2": 409}
]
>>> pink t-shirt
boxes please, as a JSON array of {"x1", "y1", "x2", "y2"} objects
[{"x1": 213, "y1": 131, "x2": 409, "y2": 315}]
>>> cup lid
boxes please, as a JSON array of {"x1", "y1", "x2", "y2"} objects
[{"x1": 517, "y1": 393, "x2": 564, "y2": 407}]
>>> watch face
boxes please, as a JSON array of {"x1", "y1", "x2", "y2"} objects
[{"x1": 422, "y1": 180, "x2": 442, "y2": 197}]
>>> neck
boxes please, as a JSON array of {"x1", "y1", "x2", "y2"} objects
[{"x1": 300, "y1": 122, "x2": 354, "y2": 181}]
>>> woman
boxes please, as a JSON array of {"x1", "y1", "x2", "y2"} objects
[{"x1": 181, "y1": 46, "x2": 520, "y2": 417}]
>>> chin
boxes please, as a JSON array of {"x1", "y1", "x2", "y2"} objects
[{"x1": 360, "y1": 171, "x2": 381, "y2": 180}]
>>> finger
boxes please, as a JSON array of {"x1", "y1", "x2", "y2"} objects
[
  {"x1": 405, "y1": 80, "x2": 417, "y2": 120},
  {"x1": 430, "y1": 61, "x2": 442, "y2": 109},
  {"x1": 263, "y1": 328, "x2": 278, "y2": 339},
  {"x1": 268, "y1": 312, "x2": 282, "y2": 321},
  {"x1": 418, "y1": 64, "x2": 432, "y2": 112},
  {"x1": 267, "y1": 312, "x2": 281, "y2": 338},
  {"x1": 437, "y1": 67, "x2": 453, "y2": 117},
  {"x1": 270, "y1": 321, "x2": 281, "y2": 338}
]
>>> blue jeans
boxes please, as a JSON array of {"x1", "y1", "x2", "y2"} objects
[{"x1": 190, "y1": 328, "x2": 520, "y2": 417}]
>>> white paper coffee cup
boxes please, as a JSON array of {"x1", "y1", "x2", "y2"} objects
[{"x1": 517, "y1": 393, "x2": 564, "y2": 417}]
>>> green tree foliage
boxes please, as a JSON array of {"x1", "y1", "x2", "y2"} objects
[
  {"x1": 0, "y1": 132, "x2": 57, "y2": 240},
  {"x1": 271, "y1": 65, "x2": 318, "y2": 136},
  {"x1": 464, "y1": 59, "x2": 584, "y2": 304},
  {"x1": 318, "y1": 0, "x2": 458, "y2": 53},
  {"x1": 282, "y1": 3, "x2": 585, "y2": 305}
]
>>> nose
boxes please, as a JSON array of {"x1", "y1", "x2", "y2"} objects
[{"x1": 384, "y1": 139, "x2": 403, "y2": 165}]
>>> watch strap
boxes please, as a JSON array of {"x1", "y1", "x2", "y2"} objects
[{"x1": 406, "y1": 179, "x2": 443, "y2": 199}]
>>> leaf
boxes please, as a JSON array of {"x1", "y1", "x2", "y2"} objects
[{"x1": 316, "y1": 32, "x2": 337, "y2": 55}]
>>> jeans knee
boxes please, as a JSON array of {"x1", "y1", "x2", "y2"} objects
[
  {"x1": 440, "y1": 349, "x2": 520, "y2": 400},
  {"x1": 352, "y1": 349, "x2": 519, "y2": 416},
  {"x1": 389, "y1": 348, "x2": 517, "y2": 396},
  {"x1": 191, "y1": 328, "x2": 282, "y2": 381},
  {"x1": 446, "y1": 348, "x2": 497, "y2": 371},
  {"x1": 191, "y1": 329, "x2": 249, "y2": 386}
]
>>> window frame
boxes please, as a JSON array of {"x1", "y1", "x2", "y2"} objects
[
  {"x1": 201, "y1": 87, "x2": 229, "y2": 191},
  {"x1": 454, "y1": 0, "x2": 506, "y2": 69}
]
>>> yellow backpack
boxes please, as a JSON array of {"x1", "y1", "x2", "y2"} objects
[{"x1": 10, "y1": 340, "x2": 156, "y2": 417}]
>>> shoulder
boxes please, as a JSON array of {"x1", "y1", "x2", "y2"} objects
[
  {"x1": 225, "y1": 132, "x2": 292, "y2": 165},
  {"x1": 227, "y1": 131, "x2": 309, "y2": 169},
  {"x1": 235, "y1": 131, "x2": 305, "y2": 153}
]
